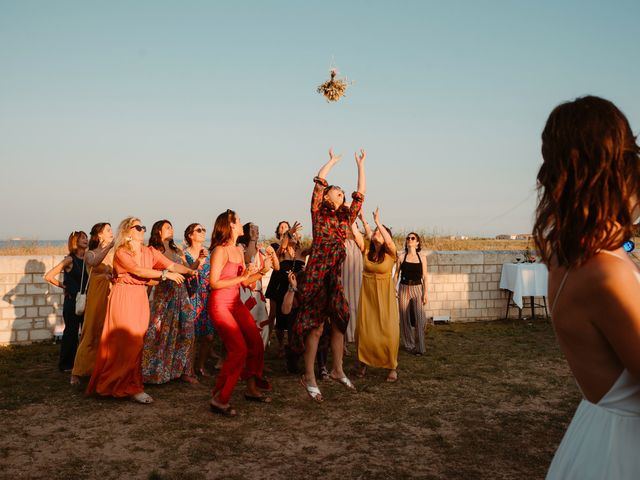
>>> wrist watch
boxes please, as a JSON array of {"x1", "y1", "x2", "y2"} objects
[{"x1": 288, "y1": 285, "x2": 298, "y2": 293}]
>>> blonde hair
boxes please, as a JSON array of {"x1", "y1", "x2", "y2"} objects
[{"x1": 114, "y1": 216, "x2": 141, "y2": 252}]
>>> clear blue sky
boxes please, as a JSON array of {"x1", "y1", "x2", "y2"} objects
[{"x1": 1, "y1": 0, "x2": 639, "y2": 241}]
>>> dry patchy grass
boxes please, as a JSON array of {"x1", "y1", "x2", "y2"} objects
[{"x1": 0, "y1": 320, "x2": 578, "y2": 479}]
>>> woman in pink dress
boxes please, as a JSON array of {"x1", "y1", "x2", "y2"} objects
[
  {"x1": 86, "y1": 217, "x2": 194, "y2": 404},
  {"x1": 208, "y1": 209, "x2": 273, "y2": 417}
]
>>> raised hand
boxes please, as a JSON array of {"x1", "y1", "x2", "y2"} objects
[
  {"x1": 355, "y1": 149, "x2": 366, "y2": 167},
  {"x1": 287, "y1": 270, "x2": 297, "y2": 289},
  {"x1": 373, "y1": 207, "x2": 380, "y2": 225},
  {"x1": 329, "y1": 147, "x2": 342, "y2": 164}
]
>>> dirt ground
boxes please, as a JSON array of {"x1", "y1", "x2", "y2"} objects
[{"x1": 0, "y1": 320, "x2": 579, "y2": 480}]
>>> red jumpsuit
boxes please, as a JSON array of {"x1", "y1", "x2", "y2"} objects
[{"x1": 208, "y1": 260, "x2": 264, "y2": 404}]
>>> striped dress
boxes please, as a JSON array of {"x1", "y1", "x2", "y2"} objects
[{"x1": 342, "y1": 238, "x2": 363, "y2": 343}]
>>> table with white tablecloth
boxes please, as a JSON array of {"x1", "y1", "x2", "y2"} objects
[{"x1": 499, "y1": 262, "x2": 549, "y2": 319}]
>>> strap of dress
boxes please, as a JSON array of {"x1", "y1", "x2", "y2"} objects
[{"x1": 551, "y1": 269, "x2": 570, "y2": 316}]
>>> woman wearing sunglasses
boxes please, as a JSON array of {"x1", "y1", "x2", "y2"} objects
[
  {"x1": 183, "y1": 223, "x2": 216, "y2": 377},
  {"x1": 87, "y1": 217, "x2": 194, "y2": 404},
  {"x1": 394, "y1": 232, "x2": 429, "y2": 355}
]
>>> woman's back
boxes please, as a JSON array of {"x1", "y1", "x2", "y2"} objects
[{"x1": 549, "y1": 249, "x2": 640, "y2": 404}]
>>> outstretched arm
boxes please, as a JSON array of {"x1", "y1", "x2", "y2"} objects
[
  {"x1": 359, "y1": 211, "x2": 373, "y2": 241},
  {"x1": 355, "y1": 149, "x2": 366, "y2": 195},
  {"x1": 318, "y1": 148, "x2": 342, "y2": 180},
  {"x1": 373, "y1": 208, "x2": 396, "y2": 257}
]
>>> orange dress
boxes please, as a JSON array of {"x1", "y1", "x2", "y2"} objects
[
  {"x1": 72, "y1": 262, "x2": 113, "y2": 377},
  {"x1": 87, "y1": 246, "x2": 172, "y2": 398}
]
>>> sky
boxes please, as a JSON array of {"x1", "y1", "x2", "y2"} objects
[{"x1": 1, "y1": 0, "x2": 639, "y2": 241}]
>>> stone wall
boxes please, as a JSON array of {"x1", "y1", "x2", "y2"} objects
[{"x1": 0, "y1": 251, "x2": 544, "y2": 345}]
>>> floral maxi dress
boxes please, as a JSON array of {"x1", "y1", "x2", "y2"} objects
[{"x1": 291, "y1": 176, "x2": 364, "y2": 352}]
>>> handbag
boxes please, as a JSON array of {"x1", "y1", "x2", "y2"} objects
[{"x1": 75, "y1": 257, "x2": 89, "y2": 315}]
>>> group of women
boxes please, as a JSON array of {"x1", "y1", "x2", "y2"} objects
[{"x1": 45, "y1": 147, "x2": 431, "y2": 414}]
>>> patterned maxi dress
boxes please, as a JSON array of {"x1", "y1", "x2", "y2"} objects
[
  {"x1": 141, "y1": 249, "x2": 196, "y2": 384},
  {"x1": 184, "y1": 249, "x2": 215, "y2": 337},
  {"x1": 291, "y1": 176, "x2": 364, "y2": 352}
]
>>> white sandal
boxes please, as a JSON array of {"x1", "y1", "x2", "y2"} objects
[
  {"x1": 131, "y1": 392, "x2": 154, "y2": 404},
  {"x1": 330, "y1": 374, "x2": 356, "y2": 391},
  {"x1": 299, "y1": 376, "x2": 323, "y2": 403}
]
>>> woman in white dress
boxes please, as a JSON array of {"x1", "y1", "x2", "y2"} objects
[{"x1": 533, "y1": 95, "x2": 640, "y2": 479}]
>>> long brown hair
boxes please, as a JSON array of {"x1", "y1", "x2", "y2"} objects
[
  {"x1": 533, "y1": 96, "x2": 640, "y2": 267},
  {"x1": 210, "y1": 209, "x2": 237, "y2": 251},
  {"x1": 368, "y1": 225, "x2": 392, "y2": 264},
  {"x1": 88, "y1": 223, "x2": 110, "y2": 250},
  {"x1": 148, "y1": 220, "x2": 178, "y2": 253}
]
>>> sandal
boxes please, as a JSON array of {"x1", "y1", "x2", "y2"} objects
[
  {"x1": 131, "y1": 392, "x2": 154, "y2": 404},
  {"x1": 299, "y1": 376, "x2": 323, "y2": 403},
  {"x1": 70, "y1": 375, "x2": 81, "y2": 386},
  {"x1": 181, "y1": 374, "x2": 200, "y2": 384},
  {"x1": 319, "y1": 366, "x2": 330, "y2": 381},
  {"x1": 209, "y1": 402, "x2": 237, "y2": 417},
  {"x1": 386, "y1": 370, "x2": 398, "y2": 383},
  {"x1": 197, "y1": 368, "x2": 212, "y2": 378},
  {"x1": 244, "y1": 394, "x2": 272, "y2": 403},
  {"x1": 329, "y1": 374, "x2": 356, "y2": 391},
  {"x1": 255, "y1": 376, "x2": 273, "y2": 391},
  {"x1": 355, "y1": 365, "x2": 367, "y2": 379}
]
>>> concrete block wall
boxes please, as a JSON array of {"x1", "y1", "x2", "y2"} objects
[
  {"x1": 0, "y1": 251, "x2": 552, "y2": 345},
  {"x1": 0, "y1": 255, "x2": 65, "y2": 344},
  {"x1": 422, "y1": 250, "x2": 545, "y2": 321}
]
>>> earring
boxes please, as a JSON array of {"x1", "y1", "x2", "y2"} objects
[{"x1": 126, "y1": 236, "x2": 132, "y2": 242}]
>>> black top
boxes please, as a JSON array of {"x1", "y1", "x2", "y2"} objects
[
  {"x1": 400, "y1": 254, "x2": 422, "y2": 285},
  {"x1": 265, "y1": 258, "x2": 305, "y2": 302},
  {"x1": 63, "y1": 254, "x2": 88, "y2": 299}
]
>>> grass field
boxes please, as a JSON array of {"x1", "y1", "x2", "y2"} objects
[{"x1": 0, "y1": 320, "x2": 578, "y2": 479}]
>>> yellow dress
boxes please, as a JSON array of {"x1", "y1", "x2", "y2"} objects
[
  {"x1": 72, "y1": 262, "x2": 112, "y2": 377},
  {"x1": 357, "y1": 251, "x2": 399, "y2": 369}
]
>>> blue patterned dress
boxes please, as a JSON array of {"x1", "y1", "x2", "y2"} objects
[{"x1": 185, "y1": 249, "x2": 215, "y2": 337}]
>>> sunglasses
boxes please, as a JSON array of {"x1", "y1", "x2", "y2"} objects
[
  {"x1": 131, "y1": 225, "x2": 147, "y2": 232},
  {"x1": 194, "y1": 228, "x2": 206, "y2": 233},
  {"x1": 406, "y1": 236, "x2": 417, "y2": 241}
]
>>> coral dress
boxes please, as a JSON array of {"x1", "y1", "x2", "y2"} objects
[
  {"x1": 357, "y1": 251, "x2": 400, "y2": 369},
  {"x1": 87, "y1": 246, "x2": 172, "y2": 398},
  {"x1": 72, "y1": 261, "x2": 113, "y2": 377},
  {"x1": 291, "y1": 176, "x2": 363, "y2": 352}
]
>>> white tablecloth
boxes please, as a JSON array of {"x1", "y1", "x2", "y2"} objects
[{"x1": 499, "y1": 263, "x2": 548, "y2": 309}]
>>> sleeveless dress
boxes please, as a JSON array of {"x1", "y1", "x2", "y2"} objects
[
  {"x1": 546, "y1": 251, "x2": 640, "y2": 479},
  {"x1": 357, "y1": 251, "x2": 400, "y2": 369},
  {"x1": 59, "y1": 254, "x2": 88, "y2": 371}
]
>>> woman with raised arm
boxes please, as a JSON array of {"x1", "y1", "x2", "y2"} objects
[
  {"x1": 208, "y1": 209, "x2": 273, "y2": 417},
  {"x1": 70, "y1": 223, "x2": 114, "y2": 385},
  {"x1": 394, "y1": 232, "x2": 429, "y2": 355},
  {"x1": 87, "y1": 217, "x2": 192, "y2": 404},
  {"x1": 292, "y1": 148, "x2": 365, "y2": 402},
  {"x1": 183, "y1": 222, "x2": 216, "y2": 377},
  {"x1": 356, "y1": 208, "x2": 400, "y2": 382},
  {"x1": 534, "y1": 96, "x2": 640, "y2": 478},
  {"x1": 142, "y1": 220, "x2": 199, "y2": 385},
  {"x1": 44, "y1": 230, "x2": 88, "y2": 373}
]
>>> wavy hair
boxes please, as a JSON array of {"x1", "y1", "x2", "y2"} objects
[
  {"x1": 533, "y1": 96, "x2": 640, "y2": 267},
  {"x1": 148, "y1": 220, "x2": 178, "y2": 253},
  {"x1": 368, "y1": 225, "x2": 392, "y2": 264},
  {"x1": 114, "y1": 217, "x2": 140, "y2": 252},
  {"x1": 210, "y1": 209, "x2": 238, "y2": 251},
  {"x1": 88, "y1": 223, "x2": 110, "y2": 251},
  {"x1": 404, "y1": 232, "x2": 422, "y2": 254}
]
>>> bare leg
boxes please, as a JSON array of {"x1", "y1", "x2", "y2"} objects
[
  {"x1": 303, "y1": 324, "x2": 324, "y2": 388},
  {"x1": 330, "y1": 323, "x2": 346, "y2": 378}
]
